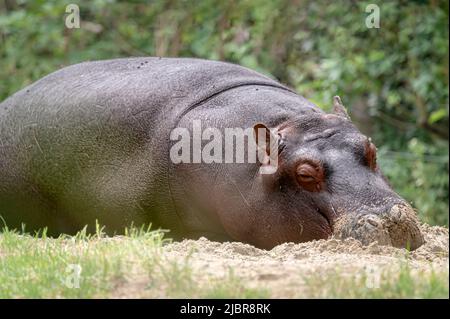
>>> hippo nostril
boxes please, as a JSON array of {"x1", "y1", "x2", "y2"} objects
[
  {"x1": 366, "y1": 216, "x2": 380, "y2": 228},
  {"x1": 333, "y1": 203, "x2": 425, "y2": 250},
  {"x1": 389, "y1": 205, "x2": 406, "y2": 222},
  {"x1": 384, "y1": 203, "x2": 424, "y2": 250}
]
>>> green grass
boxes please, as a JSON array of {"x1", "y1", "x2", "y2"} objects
[
  {"x1": 303, "y1": 263, "x2": 449, "y2": 298},
  {"x1": 0, "y1": 226, "x2": 447, "y2": 299},
  {"x1": 0, "y1": 227, "x2": 267, "y2": 298}
]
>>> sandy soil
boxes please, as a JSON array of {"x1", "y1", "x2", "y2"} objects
[{"x1": 161, "y1": 224, "x2": 448, "y2": 297}]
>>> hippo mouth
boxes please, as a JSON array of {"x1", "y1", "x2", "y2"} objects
[
  {"x1": 332, "y1": 203, "x2": 425, "y2": 250},
  {"x1": 317, "y1": 207, "x2": 333, "y2": 230}
]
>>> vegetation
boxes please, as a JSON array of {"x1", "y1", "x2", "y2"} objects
[
  {"x1": 304, "y1": 263, "x2": 449, "y2": 298},
  {"x1": 1, "y1": 228, "x2": 447, "y2": 298},
  {"x1": 0, "y1": 227, "x2": 268, "y2": 298},
  {"x1": 0, "y1": 0, "x2": 447, "y2": 225}
]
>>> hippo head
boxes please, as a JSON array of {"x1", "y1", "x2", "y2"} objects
[{"x1": 253, "y1": 96, "x2": 424, "y2": 250}]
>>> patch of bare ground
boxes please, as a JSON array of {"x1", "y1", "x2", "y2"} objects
[{"x1": 111, "y1": 224, "x2": 448, "y2": 298}]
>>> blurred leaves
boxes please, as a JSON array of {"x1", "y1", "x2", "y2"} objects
[{"x1": 0, "y1": 0, "x2": 448, "y2": 225}]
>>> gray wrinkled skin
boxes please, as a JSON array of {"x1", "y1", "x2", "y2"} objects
[{"x1": 0, "y1": 57, "x2": 424, "y2": 250}]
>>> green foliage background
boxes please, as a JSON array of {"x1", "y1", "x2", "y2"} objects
[{"x1": 0, "y1": 0, "x2": 448, "y2": 225}]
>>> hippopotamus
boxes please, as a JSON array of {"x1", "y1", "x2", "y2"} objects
[{"x1": 0, "y1": 57, "x2": 424, "y2": 249}]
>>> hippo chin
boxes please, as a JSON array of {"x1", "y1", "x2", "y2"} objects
[{"x1": 0, "y1": 57, "x2": 424, "y2": 250}]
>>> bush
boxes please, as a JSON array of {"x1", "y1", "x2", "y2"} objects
[{"x1": 0, "y1": 0, "x2": 447, "y2": 225}]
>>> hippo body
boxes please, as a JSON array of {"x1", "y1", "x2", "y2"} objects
[{"x1": 0, "y1": 58, "x2": 424, "y2": 249}]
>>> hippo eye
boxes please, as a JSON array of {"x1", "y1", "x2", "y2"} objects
[
  {"x1": 365, "y1": 139, "x2": 378, "y2": 171},
  {"x1": 295, "y1": 161, "x2": 324, "y2": 192},
  {"x1": 298, "y1": 173, "x2": 315, "y2": 183}
]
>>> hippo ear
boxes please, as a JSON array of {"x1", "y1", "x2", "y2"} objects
[
  {"x1": 332, "y1": 96, "x2": 350, "y2": 120},
  {"x1": 253, "y1": 123, "x2": 279, "y2": 157}
]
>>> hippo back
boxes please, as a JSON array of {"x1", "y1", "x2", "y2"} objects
[{"x1": 0, "y1": 58, "x2": 309, "y2": 237}]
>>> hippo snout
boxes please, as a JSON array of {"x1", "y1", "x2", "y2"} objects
[{"x1": 333, "y1": 203, "x2": 425, "y2": 250}]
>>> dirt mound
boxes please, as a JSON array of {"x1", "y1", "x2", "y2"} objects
[{"x1": 163, "y1": 224, "x2": 448, "y2": 297}]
